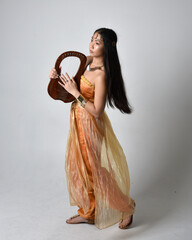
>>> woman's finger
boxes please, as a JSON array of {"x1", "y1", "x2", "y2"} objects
[
  {"x1": 58, "y1": 81, "x2": 65, "y2": 88},
  {"x1": 65, "y1": 72, "x2": 71, "y2": 81},
  {"x1": 61, "y1": 73, "x2": 67, "y2": 80},
  {"x1": 49, "y1": 69, "x2": 59, "y2": 79},
  {"x1": 59, "y1": 76, "x2": 65, "y2": 84},
  {"x1": 62, "y1": 73, "x2": 69, "y2": 83},
  {"x1": 58, "y1": 76, "x2": 66, "y2": 85}
]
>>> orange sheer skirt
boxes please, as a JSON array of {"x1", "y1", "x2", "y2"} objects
[{"x1": 64, "y1": 75, "x2": 135, "y2": 229}]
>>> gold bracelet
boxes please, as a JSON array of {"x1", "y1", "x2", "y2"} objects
[{"x1": 77, "y1": 94, "x2": 87, "y2": 108}]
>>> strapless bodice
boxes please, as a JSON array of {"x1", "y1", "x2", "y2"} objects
[{"x1": 80, "y1": 75, "x2": 95, "y2": 102}]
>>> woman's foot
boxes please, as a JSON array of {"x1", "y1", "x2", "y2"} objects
[
  {"x1": 119, "y1": 215, "x2": 133, "y2": 229},
  {"x1": 66, "y1": 214, "x2": 94, "y2": 224}
]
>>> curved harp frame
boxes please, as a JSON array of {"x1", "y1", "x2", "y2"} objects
[{"x1": 48, "y1": 51, "x2": 87, "y2": 103}]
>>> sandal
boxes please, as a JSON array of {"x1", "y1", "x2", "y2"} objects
[
  {"x1": 119, "y1": 215, "x2": 133, "y2": 229},
  {"x1": 66, "y1": 214, "x2": 95, "y2": 224},
  {"x1": 119, "y1": 202, "x2": 136, "y2": 229}
]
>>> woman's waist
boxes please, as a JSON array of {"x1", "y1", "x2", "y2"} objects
[
  {"x1": 71, "y1": 100, "x2": 106, "y2": 121},
  {"x1": 71, "y1": 99, "x2": 94, "y2": 119}
]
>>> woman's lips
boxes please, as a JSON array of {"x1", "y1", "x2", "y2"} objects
[{"x1": 89, "y1": 49, "x2": 93, "y2": 53}]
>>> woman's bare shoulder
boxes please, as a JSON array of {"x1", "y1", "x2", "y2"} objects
[{"x1": 94, "y1": 70, "x2": 106, "y2": 88}]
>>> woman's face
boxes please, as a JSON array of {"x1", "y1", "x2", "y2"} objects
[{"x1": 89, "y1": 32, "x2": 104, "y2": 57}]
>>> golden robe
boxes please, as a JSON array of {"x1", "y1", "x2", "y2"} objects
[{"x1": 65, "y1": 75, "x2": 136, "y2": 229}]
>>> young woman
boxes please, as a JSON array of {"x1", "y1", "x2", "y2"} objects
[{"x1": 49, "y1": 27, "x2": 136, "y2": 230}]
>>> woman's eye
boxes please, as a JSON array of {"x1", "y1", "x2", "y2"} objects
[{"x1": 90, "y1": 39, "x2": 99, "y2": 45}]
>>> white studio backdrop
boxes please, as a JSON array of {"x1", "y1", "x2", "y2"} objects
[{"x1": 0, "y1": 0, "x2": 192, "y2": 239}]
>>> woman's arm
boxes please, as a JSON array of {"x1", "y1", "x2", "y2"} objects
[
  {"x1": 73, "y1": 72, "x2": 106, "y2": 118},
  {"x1": 57, "y1": 59, "x2": 106, "y2": 118}
]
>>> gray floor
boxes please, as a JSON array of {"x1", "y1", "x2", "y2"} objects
[{"x1": 0, "y1": 151, "x2": 191, "y2": 240}]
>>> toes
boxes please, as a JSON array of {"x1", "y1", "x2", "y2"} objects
[
  {"x1": 119, "y1": 222, "x2": 127, "y2": 229},
  {"x1": 119, "y1": 223, "x2": 124, "y2": 228},
  {"x1": 66, "y1": 217, "x2": 75, "y2": 223}
]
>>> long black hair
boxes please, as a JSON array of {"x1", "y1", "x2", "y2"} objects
[{"x1": 94, "y1": 27, "x2": 133, "y2": 114}]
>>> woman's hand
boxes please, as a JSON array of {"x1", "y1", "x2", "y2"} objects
[
  {"x1": 58, "y1": 72, "x2": 80, "y2": 97},
  {"x1": 49, "y1": 67, "x2": 61, "y2": 79}
]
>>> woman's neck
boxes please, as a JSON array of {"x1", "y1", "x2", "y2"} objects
[{"x1": 91, "y1": 56, "x2": 104, "y2": 67}]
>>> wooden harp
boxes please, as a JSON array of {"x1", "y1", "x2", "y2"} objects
[{"x1": 47, "y1": 51, "x2": 87, "y2": 103}]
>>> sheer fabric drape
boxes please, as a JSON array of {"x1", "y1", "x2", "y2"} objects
[{"x1": 65, "y1": 75, "x2": 135, "y2": 229}]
